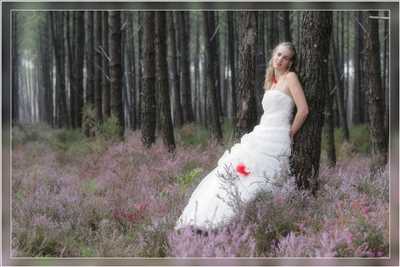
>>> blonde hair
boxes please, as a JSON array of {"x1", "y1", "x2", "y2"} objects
[{"x1": 263, "y1": 42, "x2": 297, "y2": 90}]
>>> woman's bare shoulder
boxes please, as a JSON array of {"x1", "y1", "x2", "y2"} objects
[{"x1": 286, "y1": 71, "x2": 299, "y2": 81}]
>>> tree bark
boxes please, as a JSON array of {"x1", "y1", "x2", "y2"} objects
[
  {"x1": 168, "y1": 12, "x2": 183, "y2": 127},
  {"x1": 155, "y1": 12, "x2": 176, "y2": 152},
  {"x1": 85, "y1": 11, "x2": 95, "y2": 106},
  {"x1": 325, "y1": 48, "x2": 336, "y2": 167},
  {"x1": 177, "y1": 12, "x2": 194, "y2": 123},
  {"x1": 227, "y1": 11, "x2": 237, "y2": 123},
  {"x1": 74, "y1": 11, "x2": 85, "y2": 128},
  {"x1": 109, "y1": 11, "x2": 124, "y2": 137},
  {"x1": 94, "y1": 11, "x2": 103, "y2": 122},
  {"x1": 50, "y1": 12, "x2": 69, "y2": 128},
  {"x1": 331, "y1": 40, "x2": 350, "y2": 141},
  {"x1": 364, "y1": 11, "x2": 388, "y2": 169},
  {"x1": 142, "y1": 11, "x2": 157, "y2": 147},
  {"x1": 290, "y1": 11, "x2": 332, "y2": 193},
  {"x1": 279, "y1": 11, "x2": 291, "y2": 42},
  {"x1": 234, "y1": 12, "x2": 258, "y2": 138},
  {"x1": 102, "y1": 11, "x2": 111, "y2": 119},
  {"x1": 352, "y1": 11, "x2": 362, "y2": 125},
  {"x1": 203, "y1": 11, "x2": 224, "y2": 142}
]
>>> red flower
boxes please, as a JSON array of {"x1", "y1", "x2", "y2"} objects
[
  {"x1": 272, "y1": 74, "x2": 277, "y2": 84},
  {"x1": 236, "y1": 163, "x2": 250, "y2": 176}
]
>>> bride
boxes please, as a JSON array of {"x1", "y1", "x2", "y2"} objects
[{"x1": 175, "y1": 42, "x2": 309, "y2": 231}]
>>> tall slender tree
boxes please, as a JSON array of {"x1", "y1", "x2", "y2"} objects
[
  {"x1": 178, "y1": 12, "x2": 194, "y2": 123},
  {"x1": 203, "y1": 11, "x2": 223, "y2": 142},
  {"x1": 102, "y1": 11, "x2": 111, "y2": 119},
  {"x1": 142, "y1": 11, "x2": 157, "y2": 147},
  {"x1": 50, "y1": 12, "x2": 69, "y2": 128},
  {"x1": 85, "y1": 11, "x2": 95, "y2": 106},
  {"x1": 75, "y1": 11, "x2": 85, "y2": 127},
  {"x1": 155, "y1": 11, "x2": 176, "y2": 152},
  {"x1": 364, "y1": 11, "x2": 388, "y2": 169},
  {"x1": 167, "y1": 11, "x2": 183, "y2": 127},
  {"x1": 331, "y1": 39, "x2": 350, "y2": 141},
  {"x1": 94, "y1": 11, "x2": 103, "y2": 122},
  {"x1": 227, "y1": 11, "x2": 237, "y2": 123},
  {"x1": 109, "y1": 11, "x2": 124, "y2": 137}
]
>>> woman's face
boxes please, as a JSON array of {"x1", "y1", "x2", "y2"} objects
[{"x1": 272, "y1": 46, "x2": 293, "y2": 72}]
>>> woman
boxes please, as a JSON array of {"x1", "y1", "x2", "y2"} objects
[{"x1": 175, "y1": 42, "x2": 309, "y2": 231}]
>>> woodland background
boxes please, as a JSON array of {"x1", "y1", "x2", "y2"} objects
[{"x1": 10, "y1": 10, "x2": 390, "y2": 257}]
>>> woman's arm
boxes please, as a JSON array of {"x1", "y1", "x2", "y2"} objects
[{"x1": 286, "y1": 72, "x2": 309, "y2": 139}]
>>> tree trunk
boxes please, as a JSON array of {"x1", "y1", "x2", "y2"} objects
[
  {"x1": 255, "y1": 11, "x2": 266, "y2": 120},
  {"x1": 66, "y1": 12, "x2": 77, "y2": 128},
  {"x1": 85, "y1": 11, "x2": 95, "y2": 106},
  {"x1": 94, "y1": 11, "x2": 103, "y2": 122},
  {"x1": 331, "y1": 40, "x2": 350, "y2": 141},
  {"x1": 75, "y1": 11, "x2": 85, "y2": 128},
  {"x1": 155, "y1": 12, "x2": 176, "y2": 152},
  {"x1": 325, "y1": 48, "x2": 336, "y2": 167},
  {"x1": 109, "y1": 11, "x2": 124, "y2": 137},
  {"x1": 209, "y1": 12, "x2": 222, "y2": 119},
  {"x1": 178, "y1": 12, "x2": 194, "y2": 123},
  {"x1": 234, "y1": 11, "x2": 258, "y2": 138},
  {"x1": 279, "y1": 11, "x2": 291, "y2": 42},
  {"x1": 142, "y1": 11, "x2": 157, "y2": 147},
  {"x1": 168, "y1": 11, "x2": 183, "y2": 127},
  {"x1": 203, "y1": 11, "x2": 224, "y2": 142},
  {"x1": 364, "y1": 11, "x2": 388, "y2": 169},
  {"x1": 227, "y1": 11, "x2": 237, "y2": 123},
  {"x1": 39, "y1": 14, "x2": 52, "y2": 125},
  {"x1": 290, "y1": 11, "x2": 332, "y2": 193},
  {"x1": 102, "y1": 11, "x2": 111, "y2": 119},
  {"x1": 352, "y1": 11, "x2": 362, "y2": 125},
  {"x1": 50, "y1": 12, "x2": 69, "y2": 128},
  {"x1": 127, "y1": 13, "x2": 137, "y2": 129}
]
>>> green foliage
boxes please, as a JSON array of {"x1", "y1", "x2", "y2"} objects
[
  {"x1": 321, "y1": 124, "x2": 370, "y2": 160},
  {"x1": 48, "y1": 128, "x2": 91, "y2": 164},
  {"x1": 176, "y1": 123, "x2": 209, "y2": 147},
  {"x1": 12, "y1": 123, "x2": 52, "y2": 146},
  {"x1": 355, "y1": 216, "x2": 388, "y2": 256},
  {"x1": 175, "y1": 167, "x2": 203, "y2": 189},
  {"x1": 81, "y1": 179, "x2": 97, "y2": 194},
  {"x1": 18, "y1": 226, "x2": 59, "y2": 257},
  {"x1": 82, "y1": 104, "x2": 97, "y2": 138},
  {"x1": 176, "y1": 120, "x2": 235, "y2": 147},
  {"x1": 79, "y1": 244, "x2": 96, "y2": 257},
  {"x1": 349, "y1": 124, "x2": 370, "y2": 154},
  {"x1": 97, "y1": 114, "x2": 122, "y2": 141}
]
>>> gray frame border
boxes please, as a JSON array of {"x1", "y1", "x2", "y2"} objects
[{"x1": 2, "y1": 1, "x2": 399, "y2": 266}]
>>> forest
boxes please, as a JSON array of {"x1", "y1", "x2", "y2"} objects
[{"x1": 10, "y1": 10, "x2": 391, "y2": 258}]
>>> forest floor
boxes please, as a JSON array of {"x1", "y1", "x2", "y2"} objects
[{"x1": 10, "y1": 122, "x2": 389, "y2": 257}]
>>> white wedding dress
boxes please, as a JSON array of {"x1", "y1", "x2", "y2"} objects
[{"x1": 175, "y1": 88, "x2": 295, "y2": 230}]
